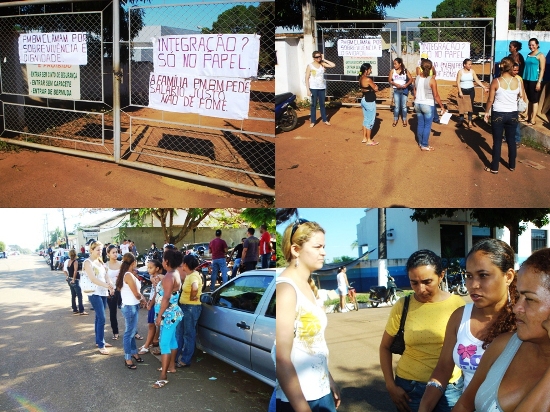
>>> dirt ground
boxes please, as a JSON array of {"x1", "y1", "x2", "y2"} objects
[{"x1": 276, "y1": 104, "x2": 550, "y2": 207}]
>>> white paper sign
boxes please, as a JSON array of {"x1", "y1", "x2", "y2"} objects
[
  {"x1": 19, "y1": 32, "x2": 87, "y2": 65},
  {"x1": 343, "y1": 57, "x2": 378, "y2": 76},
  {"x1": 153, "y1": 34, "x2": 260, "y2": 78},
  {"x1": 27, "y1": 64, "x2": 80, "y2": 100},
  {"x1": 148, "y1": 73, "x2": 250, "y2": 120},
  {"x1": 337, "y1": 38, "x2": 382, "y2": 57},
  {"x1": 419, "y1": 42, "x2": 470, "y2": 81}
]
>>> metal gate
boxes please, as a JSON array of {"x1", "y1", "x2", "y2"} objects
[
  {"x1": 0, "y1": 0, "x2": 275, "y2": 196},
  {"x1": 315, "y1": 18, "x2": 494, "y2": 109}
]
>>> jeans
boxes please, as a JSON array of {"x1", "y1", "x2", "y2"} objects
[
  {"x1": 211, "y1": 258, "x2": 228, "y2": 291},
  {"x1": 276, "y1": 392, "x2": 336, "y2": 412},
  {"x1": 88, "y1": 294, "x2": 108, "y2": 348},
  {"x1": 394, "y1": 375, "x2": 464, "y2": 412},
  {"x1": 310, "y1": 88, "x2": 327, "y2": 123},
  {"x1": 107, "y1": 290, "x2": 121, "y2": 335},
  {"x1": 361, "y1": 98, "x2": 376, "y2": 129},
  {"x1": 490, "y1": 110, "x2": 518, "y2": 171},
  {"x1": 393, "y1": 89, "x2": 408, "y2": 122},
  {"x1": 261, "y1": 253, "x2": 270, "y2": 269},
  {"x1": 515, "y1": 121, "x2": 521, "y2": 144},
  {"x1": 433, "y1": 104, "x2": 440, "y2": 122},
  {"x1": 232, "y1": 258, "x2": 241, "y2": 277},
  {"x1": 68, "y1": 279, "x2": 84, "y2": 313},
  {"x1": 121, "y1": 303, "x2": 139, "y2": 360},
  {"x1": 177, "y1": 304, "x2": 202, "y2": 365},
  {"x1": 414, "y1": 103, "x2": 434, "y2": 148}
]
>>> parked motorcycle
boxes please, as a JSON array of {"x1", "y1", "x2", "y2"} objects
[
  {"x1": 369, "y1": 275, "x2": 402, "y2": 307},
  {"x1": 443, "y1": 268, "x2": 468, "y2": 296},
  {"x1": 275, "y1": 92, "x2": 298, "y2": 132},
  {"x1": 136, "y1": 267, "x2": 153, "y2": 301}
]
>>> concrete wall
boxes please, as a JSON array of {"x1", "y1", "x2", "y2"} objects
[{"x1": 275, "y1": 34, "x2": 310, "y2": 100}]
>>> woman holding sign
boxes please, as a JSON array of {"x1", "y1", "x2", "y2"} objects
[{"x1": 305, "y1": 51, "x2": 335, "y2": 127}]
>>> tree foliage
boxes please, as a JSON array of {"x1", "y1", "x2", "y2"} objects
[
  {"x1": 0, "y1": 241, "x2": 5, "y2": 252},
  {"x1": 240, "y1": 208, "x2": 276, "y2": 233},
  {"x1": 332, "y1": 255, "x2": 355, "y2": 263}
]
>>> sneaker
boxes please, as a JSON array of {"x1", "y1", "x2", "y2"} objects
[
  {"x1": 341, "y1": 308, "x2": 350, "y2": 313},
  {"x1": 80, "y1": 312, "x2": 89, "y2": 316}
]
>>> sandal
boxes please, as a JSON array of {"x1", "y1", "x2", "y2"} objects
[
  {"x1": 125, "y1": 361, "x2": 137, "y2": 370},
  {"x1": 132, "y1": 355, "x2": 144, "y2": 363},
  {"x1": 527, "y1": 121, "x2": 536, "y2": 126},
  {"x1": 134, "y1": 334, "x2": 144, "y2": 340},
  {"x1": 151, "y1": 349, "x2": 161, "y2": 356},
  {"x1": 324, "y1": 121, "x2": 331, "y2": 126},
  {"x1": 112, "y1": 334, "x2": 119, "y2": 340},
  {"x1": 484, "y1": 167, "x2": 498, "y2": 174},
  {"x1": 403, "y1": 122, "x2": 407, "y2": 127},
  {"x1": 421, "y1": 146, "x2": 435, "y2": 151},
  {"x1": 157, "y1": 367, "x2": 176, "y2": 373},
  {"x1": 366, "y1": 141, "x2": 379, "y2": 146},
  {"x1": 176, "y1": 362, "x2": 190, "y2": 368},
  {"x1": 98, "y1": 348, "x2": 109, "y2": 355},
  {"x1": 80, "y1": 312, "x2": 89, "y2": 316},
  {"x1": 152, "y1": 380, "x2": 168, "y2": 389},
  {"x1": 392, "y1": 121, "x2": 398, "y2": 127},
  {"x1": 138, "y1": 346, "x2": 149, "y2": 354}
]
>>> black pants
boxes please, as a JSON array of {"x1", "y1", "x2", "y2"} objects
[
  {"x1": 106, "y1": 290, "x2": 121, "y2": 335},
  {"x1": 241, "y1": 261, "x2": 257, "y2": 273}
]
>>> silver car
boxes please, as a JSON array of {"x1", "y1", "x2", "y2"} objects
[{"x1": 197, "y1": 268, "x2": 277, "y2": 387}]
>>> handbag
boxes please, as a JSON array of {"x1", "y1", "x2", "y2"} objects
[
  {"x1": 79, "y1": 259, "x2": 97, "y2": 294},
  {"x1": 518, "y1": 98, "x2": 527, "y2": 113},
  {"x1": 389, "y1": 295, "x2": 410, "y2": 355}
]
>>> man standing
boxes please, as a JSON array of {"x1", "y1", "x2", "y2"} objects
[
  {"x1": 48, "y1": 244, "x2": 54, "y2": 270},
  {"x1": 259, "y1": 224, "x2": 272, "y2": 269},
  {"x1": 120, "y1": 239, "x2": 129, "y2": 255},
  {"x1": 241, "y1": 228, "x2": 259, "y2": 273},
  {"x1": 129, "y1": 240, "x2": 137, "y2": 256},
  {"x1": 209, "y1": 229, "x2": 228, "y2": 291},
  {"x1": 230, "y1": 238, "x2": 245, "y2": 278}
]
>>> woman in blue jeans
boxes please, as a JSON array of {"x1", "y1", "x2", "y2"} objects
[
  {"x1": 413, "y1": 59, "x2": 446, "y2": 151},
  {"x1": 116, "y1": 253, "x2": 147, "y2": 369},
  {"x1": 176, "y1": 253, "x2": 203, "y2": 367},
  {"x1": 305, "y1": 50, "x2": 335, "y2": 127},
  {"x1": 359, "y1": 62, "x2": 379, "y2": 146},
  {"x1": 483, "y1": 57, "x2": 522, "y2": 174},
  {"x1": 84, "y1": 241, "x2": 115, "y2": 355},
  {"x1": 389, "y1": 58, "x2": 413, "y2": 127}
]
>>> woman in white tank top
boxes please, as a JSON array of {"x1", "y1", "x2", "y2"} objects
[
  {"x1": 456, "y1": 58, "x2": 489, "y2": 128},
  {"x1": 105, "y1": 244, "x2": 122, "y2": 340},
  {"x1": 483, "y1": 57, "x2": 523, "y2": 174}
]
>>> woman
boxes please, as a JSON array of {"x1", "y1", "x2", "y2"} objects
[
  {"x1": 139, "y1": 259, "x2": 163, "y2": 355},
  {"x1": 67, "y1": 249, "x2": 87, "y2": 315},
  {"x1": 359, "y1": 62, "x2": 379, "y2": 146},
  {"x1": 418, "y1": 239, "x2": 517, "y2": 412},
  {"x1": 380, "y1": 250, "x2": 465, "y2": 412},
  {"x1": 305, "y1": 51, "x2": 335, "y2": 127},
  {"x1": 275, "y1": 219, "x2": 341, "y2": 412},
  {"x1": 84, "y1": 240, "x2": 115, "y2": 355},
  {"x1": 389, "y1": 58, "x2": 413, "y2": 127},
  {"x1": 414, "y1": 59, "x2": 446, "y2": 151},
  {"x1": 153, "y1": 249, "x2": 183, "y2": 389},
  {"x1": 456, "y1": 59, "x2": 489, "y2": 128},
  {"x1": 105, "y1": 244, "x2": 122, "y2": 340},
  {"x1": 483, "y1": 57, "x2": 522, "y2": 174},
  {"x1": 116, "y1": 253, "x2": 146, "y2": 369},
  {"x1": 452, "y1": 247, "x2": 550, "y2": 411},
  {"x1": 523, "y1": 38, "x2": 546, "y2": 125},
  {"x1": 508, "y1": 40, "x2": 525, "y2": 78},
  {"x1": 176, "y1": 253, "x2": 203, "y2": 368},
  {"x1": 337, "y1": 266, "x2": 351, "y2": 313}
]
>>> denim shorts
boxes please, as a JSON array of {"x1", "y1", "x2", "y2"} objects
[
  {"x1": 394, "y1": 375, "x2": 464, "y2": 412},
  {"x1": 276, "y1": 392, "x2": 336, "y2": 412}
]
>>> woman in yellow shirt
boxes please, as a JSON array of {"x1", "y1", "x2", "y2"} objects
[{"x1": 379, "y1": 250, "x2": 465, "y2": 412}]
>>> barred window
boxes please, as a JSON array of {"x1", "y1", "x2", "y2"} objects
[{"x1": 531, "y1": 229, "x2": 547, "y2": 252}]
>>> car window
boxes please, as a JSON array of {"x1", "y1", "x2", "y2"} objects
[
  {"x1": 213, "y1": 275, "x2": 273, "y2": 314},
  {"x1": 265, "y1": 290, "x2": 276, "y2": 318}
]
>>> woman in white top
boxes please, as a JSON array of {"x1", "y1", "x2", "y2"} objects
[
  {"x1": 275, "y1": 218, "x2": 341, "y2": 412},
  {"x1": 305, "y1": 50, "x2": 335, "y2": 127},
  {"x1": 105, "y1": 244, "x2": 122, "y2": 340},
  {"x1": 84, "y1": 240, "x2": 115, "y2": 355},
  {"x1": 337, "y1": 266, "x2": 351, "y2": 313},
  {"x1": 418, "y1": 239, "x2": 517, "y2": 412},
  {"x1": 116, "y1": 253, "x2": 146, "y2": 369},
  {"x1": 483, "y1": 57, "x2": 522, "y2": 174},
  {"x1": 389, "y1": 58, "x2": 413, "y2": 127},
  {"x1": 456, "y1": 58, "x2": 488, "y2": 128}
]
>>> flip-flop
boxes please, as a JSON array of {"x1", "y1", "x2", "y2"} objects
[
  {"x1": 366, "y1": 141, "x2": 379, "y2": 146},
  {"x1": 98, "y1": 348, "x2": 109, "y2": 355},
  {"x1": 392, "y1": 121, "x2": 397, "y2": 127},
  {"x1": 152, "y1": 380, "x2": 168, "y2": 389},
  {"x1": 138, "y1": 346, "x2": 149, "y2": 354},
  {"x1": 402, "y1": 122, "x2": 407, "y2": 127},
  {"x1": 133, "y1": 356, "x2": 144, "y2": 363},
  {"x1": 134, "y1": 334, "x2": 144, "y2": 340},
  {"x1": 157, "y1": 367, "x2": 176, "y2": 373},
  {"x1": 484, "y1": 167, "x2": 498, "y2": 174},
  {"x1": 421, "y1": 146, "x2": 435, "y2": 151},
  {"x1": 176, "y1": 362, "x2": 190, "y2": 368},
  {"x1": 112, "y1": 335, "x2": 119, "y2": 340}
]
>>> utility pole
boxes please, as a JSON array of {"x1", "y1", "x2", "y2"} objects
[
  {"x1": 378, "y1": 208, "x2": 387, "y2": 286},
  {"x1": 61, "y1": 209, "x2": 68, "y2": 249},
  {"x1": 516, "y1": 0, "x2": 523, "y2": 30}
]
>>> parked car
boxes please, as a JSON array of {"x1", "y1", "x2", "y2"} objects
[
  {"x1": 196, "y1": 268, "x2": 278, "y2": 387},
  {"x1": 53, "y1": 249, "x2": 70, "y2": 270},
  {"x1": 184, "y1": 242, "x2": 211, "y2": 258}
]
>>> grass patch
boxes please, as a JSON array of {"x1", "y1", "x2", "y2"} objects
[
  {"x1": 0, "y1": 141, "x2": 20, "y2": 152},
  {"x1": 295, "y1": 99, "x2": 342, "y2": 110},
  {"x1": 323, "y1": 290, "x2": 412, "y2": 308},
  {"x1": 521, "y1": 137, "x2": 550, "y2": 154}
]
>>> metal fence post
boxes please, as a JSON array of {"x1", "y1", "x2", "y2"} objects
[{"x1": 113, "y1": 0, "x2": 121, "y2": 162}]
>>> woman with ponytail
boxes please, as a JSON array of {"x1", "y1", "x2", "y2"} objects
[{"x1": 359, "y1": 62, "x2": 379, "y2": 146}]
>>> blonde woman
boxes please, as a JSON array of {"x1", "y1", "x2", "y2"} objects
[
  {"x1": 274, "y1": 218, "x2": 341, "y2": 411},
  {"x1": 84, "y1": 241, "x2": 115, "y2": 355},
  {"x1": 305, "y1": 51, "x2": 335, "y2": 127},
  {"x1": 105, "y1": 244, "x2": 122, "y2": 340}
]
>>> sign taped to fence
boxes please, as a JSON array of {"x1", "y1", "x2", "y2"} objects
[
  {"x1": 27, "y1": 64, "x2": 81, "y2": 100},
  {"x1": 153, "y1": 34, "x2": 260, "y2": 78},
  {"x1": 343, "y1": 57, "x2": 378, "y2": 76},
  {"x1": 419, "y1": 42, "x2": 470, "y2": 81},
  {"x1": 18, "y1": 32, "x2": 87, "y2": 65},
  {"x1": 337, "y1": 38, "x2": 382, "y2": 57},
  {"x1": 148, "y1": 73, "x2": 250, "y2": 120}
]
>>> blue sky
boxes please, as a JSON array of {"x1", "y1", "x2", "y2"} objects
[
  {"x1": 385, "y1": 0, "x2": 442, "y2": 19},
  {"x1": 276, "y1": 208, "x2": 368, "y2": 262}
]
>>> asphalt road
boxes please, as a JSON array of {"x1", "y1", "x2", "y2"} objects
[{"x1": 0, "y1": 254, "x2": 271, "y2": 412}]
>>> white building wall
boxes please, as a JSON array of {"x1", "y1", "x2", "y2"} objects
[{"x1": 275, "y1": 35, "x2": 309, "y2": 99}]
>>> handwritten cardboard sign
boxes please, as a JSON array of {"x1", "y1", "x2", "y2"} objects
[{"x1": 419, "y1": 42, "x2": 470, "y2": 81}]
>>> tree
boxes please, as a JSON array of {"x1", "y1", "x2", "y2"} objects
[
  {"x1": 0, "y1": 241, "x2": 5, "y2": 252},
  {"x1": 276, "y1": 231, "x2": 285, "y2": 267},
  {"x1": 276, "y1": 0, "x2": 401, "y2": 30},
  {"x1": 410, "y1": 209, "x2": 550, "y2": 253},
  {"x1": 240, "y1": 208, "x2": 276, "y2": 233},
  {"x1": 50, "y1": 227, "x2": 64, "y2": 247},
  {"x1": 332, "y1": 255, "x2": 355, "y2": 263}
]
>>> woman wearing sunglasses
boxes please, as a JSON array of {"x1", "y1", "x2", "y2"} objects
[
  {"x1": 305, "y1": 51, "x2": 335, "y2": 128},
  {"x1": 274, "y1": 218, "x2": 341, "y2": 412}
]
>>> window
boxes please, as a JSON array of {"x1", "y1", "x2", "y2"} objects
[
  {"x1": 265, "y1": 291, "x2": 276, "y2": 318},
  {"x1": 213, "y1": 275, "x2": 273, "y2": 314},
  {"x1": 531, "y1": 229, "x2": 547, "y2": 252}
]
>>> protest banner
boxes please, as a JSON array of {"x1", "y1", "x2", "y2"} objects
[
  {"x1": 19, "y1": 32, "x2": 87, "y2": 65},
  {"x1": 343, "y1": 57, "x2": 378, "y2": 76},
  {"x1": 27, "y1": 64, "x2": 80, "y2": 100},
  {"x1": 148, "y1": 72, "x2": 250, "y2": 120},
  {"x1": 153, "y1": 34, "x2": 260, "y2": 78},
  {"x1": 337, "y1": 38, "x2": 382, "y2": 57},
  {"x1": 419, "y1": 42, "x2": 470, "y2": 81}
]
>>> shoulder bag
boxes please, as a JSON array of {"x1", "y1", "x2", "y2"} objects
[
  {"x1": 389, "y1": 295, "x2": 410, "y2": 355},
  {"x1": 80, "y1": 259, "x2": 97, "y2": 294}
]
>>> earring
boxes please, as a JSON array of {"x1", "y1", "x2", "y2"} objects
[
  {"x1": 294, "y1": 259, "x2": 299, "y2": 268},
  {"x1": 508, "y1": 289, "x2": 511, "y2": 305}
]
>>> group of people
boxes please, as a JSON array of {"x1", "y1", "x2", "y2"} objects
[{"x1": 273, "y1": 217, "x2": 550, "y2": 412}]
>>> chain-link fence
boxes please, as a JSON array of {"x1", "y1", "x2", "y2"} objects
[
  {"x1": 125, "y1": 0, "x2": 275, "y2": 191},
  {"x1": 316, "y1": 18, "x2": 494, "y2": 111}
]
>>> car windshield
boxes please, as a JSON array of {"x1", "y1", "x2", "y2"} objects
[{"x1": 214, "y1": 274, "x2": 273, "y2": 314}]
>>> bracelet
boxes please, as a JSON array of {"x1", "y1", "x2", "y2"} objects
[{"x1": 426, "y1": 380, "x2": 445, "y2": 394}]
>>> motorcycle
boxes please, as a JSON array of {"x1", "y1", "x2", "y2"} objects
[
  {"x1": 275, "y1": 92, "x2": 298, "y2": 132},
  {"x1": 369, "y1": 275, "x2": 402, "y2": 307},
  {"x1": 443, "y1": 268, "x2": 468, "y2": 296},
  {"x1": 136, "y1": 267, "x2": 153, "y2": 301}
]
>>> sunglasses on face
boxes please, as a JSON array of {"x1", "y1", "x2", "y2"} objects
[
  {"x1": 290, "y1": 218, "x2": 310, "y2": 242},
  {"x1": 314, "y1": 55, "x2": 322, "y2": 58}
]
